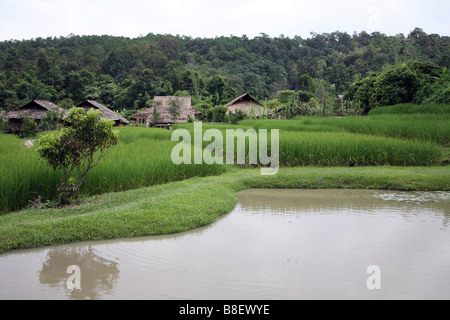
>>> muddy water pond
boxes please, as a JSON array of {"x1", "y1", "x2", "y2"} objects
[{"x1": 0, "y1": 189, "x2": 449, "y2": 300}]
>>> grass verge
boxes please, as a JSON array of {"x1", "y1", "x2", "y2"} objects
[{"x1": 0, "y1": 166, "x2": 448, "y2": 255}]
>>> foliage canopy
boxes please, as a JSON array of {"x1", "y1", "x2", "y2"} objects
[{"x1": 0, "y1": 28, "x2": 448, "y2": 113}]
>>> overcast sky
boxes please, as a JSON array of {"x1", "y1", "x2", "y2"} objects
[{"x1": 0, "y1": 0, "x2": 448, "y2": 41}]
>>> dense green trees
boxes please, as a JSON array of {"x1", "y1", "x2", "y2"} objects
[
  {"x1": 345, "y1": 61, "x2": 449, "y2": 112},
  {"x1": 0, "y1": 28, "x2": 448, "y2": 115}
]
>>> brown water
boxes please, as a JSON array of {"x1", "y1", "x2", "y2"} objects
[{"x1": 0, "y1": 189, "x2": 449, "y2": 300}]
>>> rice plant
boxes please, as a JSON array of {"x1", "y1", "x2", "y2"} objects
[
  {"x1": 172, "y1": 122, "x2": 442, "y2": 167},
  {"x1": 288, "y1": 105, "x2": 449, "y2": 146},
  {"x1": 309, "y1": 115, "x2": 449, "y2": 146},
  {"x1": 0, "y1": 134, "x2": 61, "y2": 213},
  {"x1": 0, "y1": 128, "x2": 225, "y2": 214},
  {"x1": 1, "y1": 114, "x2": 446, "y2": 214},
  {"x1": 278, "y1": 131, "x2": 441, "y2": 167},
  {"x1": 369, "y1": 103, "x2": 450, "y2": 115}
]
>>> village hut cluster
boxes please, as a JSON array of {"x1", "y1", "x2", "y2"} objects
[
  {"x1": 1, "y1": 99, "x2": 129, "y2": 135},
  {"x1": 1, "y1": 93, "x2": 267, "y2": 135},
  {"x1": 130, "y1": 93, "x2": 267, "y2": 128}
]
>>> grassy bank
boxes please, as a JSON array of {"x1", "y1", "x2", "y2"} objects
[{"x1": 0, "y1": 166, "x2": 448, "y2": 255}]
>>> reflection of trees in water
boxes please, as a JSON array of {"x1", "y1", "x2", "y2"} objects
[{"x1": 39, "y1": 246, "x2": 119, "y2": 300}]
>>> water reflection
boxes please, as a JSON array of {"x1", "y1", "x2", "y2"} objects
[
  {"x1": 39, "y1": 246, "x2": 119, "y2": 300},
  {"x1": 239, "y1": 189, "x2": 450, "y2": 226},
  {"x1": 0, "y1": 189, "x2": 449, "y2": 300}
]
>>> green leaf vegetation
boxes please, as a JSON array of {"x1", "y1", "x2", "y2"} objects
[
  {"x1": 0, "y1": 166, "x2": 448, "y2": 255},
  {"x1": 1, "y1": 28, "x2": 449, "y2": 254},
  {"x1": 0, "y1": 127, "x2": 225, "y2": 214},
  {"x1": 1, "y1": 106, "x2": 448, "y2": 215},
  {"x1": 0, "y1": 28, "x2": 449, "y2": 116},
  {"x1": 0, "y1": 103, "x2": 449, "y2": 254},
  {"x1": 37, "y1": 108, "x2": 119, "y2": 205},
  {"x1": 345, "y1": 61, "x2": 450, "y2": 113}
]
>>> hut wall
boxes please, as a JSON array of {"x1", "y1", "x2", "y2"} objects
[
  {"x1": 8, "y1": 119, "x2": 22, "y2": 134},
  {"x1": 228, "y1": 101, "x2": 252, "y2": 112},
  {"x1": 228, "y1": 101, "x2": 265, "y2": 117}
]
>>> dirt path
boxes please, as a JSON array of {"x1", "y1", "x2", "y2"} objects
[{"x1": 24, "y1": 140, "x2": 35, "y2": 148}]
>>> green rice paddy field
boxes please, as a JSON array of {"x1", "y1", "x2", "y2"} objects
[
  {"x1": 1, "y1": 103, "x2": 449, "y2": 216},
  {"x1": 0, "y1": 103, "x2": 449, "y2": 253}
]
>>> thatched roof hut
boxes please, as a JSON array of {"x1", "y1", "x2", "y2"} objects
[
  {"x1": 76, "y1": 100, "x2": 129, "y2": 126},
  {"x1": 131, "y1": 96, "x2": 201, "y2": 127},
  {"x1": 2, "y1": 100, "x2": 65, "y2": 134},
  {"x1": 3, "y1": 100, "x2": 64, "y2": 120},
  {"x1": 225, "y1": 93, "x2": 268, "y2": 118}
]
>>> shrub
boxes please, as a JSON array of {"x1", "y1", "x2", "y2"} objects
[
  {"x1": 295, "y1": 90, "x2": 315, "y2": 103},
  {"x1": 229, "y1": 110, "x2": 247, "y2": 124},
  {"x1": 20, "y1": 118, "x2": 37, "y2": 138},
  {"x1": 371, "y1": 66, "x2": 420, "y2": 107},
  {"x1": 206, "y1": 105, "x2": 229, "y2": 123},
  {"x1": 0, "y1": 116, "x2": 8, "y2": 133},
  {"x1": 37, "y1": 108, "x2": 119, "y2": 205}
]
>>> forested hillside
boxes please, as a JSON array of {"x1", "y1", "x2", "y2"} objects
[{"x1": 0, "y1": 27, "x2": 449, "y2": 114}]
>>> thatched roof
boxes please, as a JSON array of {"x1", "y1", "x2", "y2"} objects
[
  {"x1": 76, "y1": 100, "x2": 129, "y2": 125},
  {"x1": 131, "y1": 96, "x2": 201, "y2": 126},
  {"x1": 225, "y1": 93, "x2": 263, "y2": 108},
  {"x1": 2, "y1": 100, "x2": 65, "y2": 120},
  {"x1": 225, "y1": 93, "x2": 269, "y2": 118}
]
